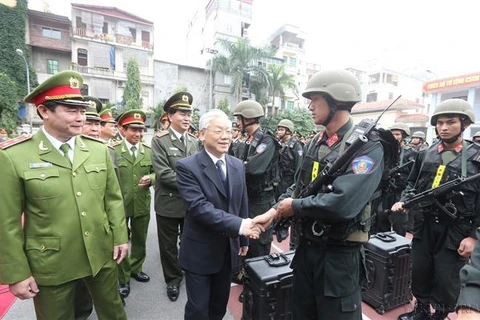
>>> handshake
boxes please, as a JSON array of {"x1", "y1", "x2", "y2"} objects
[{"x1": 240, "y1": 198, "x2": 295, "y2": 239}]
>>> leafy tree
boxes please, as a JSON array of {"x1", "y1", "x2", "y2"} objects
[
  {"x1": 216, "y1": 97, "x2": 231, "y2": 117},
  {"x1": 212, "y1": 38, "x2": 273, "y2": 103},
  {"x1": 0, "y1": 0, "x2": 38, "y2": 127},
  {"x1": 261, "y1": 108, "x2": 315, "y2": 137},
  {"x1": 122, "y1": 58, "x2": 142, "y2": 110},
  {"x1": 0, "y1": 73, "x2": 20, "y2": 135},
  {"x1": 267, "y1": 64, "x2": 297, "y2": 115}
]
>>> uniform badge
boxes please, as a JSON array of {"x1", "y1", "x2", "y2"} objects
[
  {"x1": 39, "y1": 141, "x2": 49, "y2": 151},
  {"x1": 29, "y1": 162, "x2": 53, "y2": 169},
  {"x1": 297, "y1": 149, "x2": 303, "y2": 157},
  {"x1": 352, "y1": 156, "x2": 375, "y2": 174},
  {"x1": 256, "y1": 143, "x2": 267, "y2": 154}
]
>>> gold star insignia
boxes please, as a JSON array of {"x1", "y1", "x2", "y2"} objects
[{"x1": 69, "y1": 77, "x2": 79, "y2": 89}]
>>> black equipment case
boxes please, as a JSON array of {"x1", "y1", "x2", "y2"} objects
[
  {"x1": 362, "y1": 231, "x2": 412, "y2": 314},
  {"x1": 241, "y1": 251, "x2": 294, "y2": 320}
]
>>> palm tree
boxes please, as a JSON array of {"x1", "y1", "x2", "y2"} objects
[
  {"x1": 267, "y1": 64, "x2": 297, "y2": 116},
  {"x1": 212, "y1": 38, "x2": 273, "y2": 103}
]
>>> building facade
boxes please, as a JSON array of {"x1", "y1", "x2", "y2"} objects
[
  {"x1": 423, "y1": 71, "x2": 480, "y2": 140},
  {"x1": 26, "y1": 4, "x2": 155, "y2": 123}
]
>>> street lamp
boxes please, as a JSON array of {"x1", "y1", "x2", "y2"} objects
[{"x1": 16, "y1": 48, "x2": 32, "y2": 132}]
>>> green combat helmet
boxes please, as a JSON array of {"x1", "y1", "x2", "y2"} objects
[
  {"x1": 411, "y1": 131, "x2": 426, "y2": 140},
  {"x1": 389, "y1": 122, "x2": 411, "y2": 136},
  {"x1": 278, "y1": 119, "x2": 294, "y2": 133},
  {"x1": 233, "y1": 100, "x2": 264, "y2": 119},
  {"x1": 430, "y1": 98, "x2": 475, "y2": 126},
  {"x1": 302, "y1": 69, "x2": 362, "y2": 110}
]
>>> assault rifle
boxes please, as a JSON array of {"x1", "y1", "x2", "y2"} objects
[
  {"x1": 387, "y1": 160, "x2": 415, "y2": 191},
  {"x1": 273, "y1": 96, "x2": 402, "y2": 242},
  {"x1": 399, "y1": 172, "x2": 480, "y2": 220}
]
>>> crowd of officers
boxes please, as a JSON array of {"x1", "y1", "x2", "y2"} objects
[{"x1": 0, "y1": 68, "x2": 479, "y2": 320}]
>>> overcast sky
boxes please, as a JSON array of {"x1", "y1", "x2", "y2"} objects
[{"x1": 28, "y1": 0, "x2": 480, "y2": 78}]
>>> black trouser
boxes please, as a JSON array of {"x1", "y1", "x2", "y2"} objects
[
  {"x1": 411, "y1": 217, "x2": 470, "y2": 312},
  {"x1": 291, "y1": 240, "x2": 363, "y2": 320}
]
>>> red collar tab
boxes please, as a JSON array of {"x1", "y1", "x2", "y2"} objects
[
  {"x1": 317, "y1": 131, "x2": 339, "y2": 148},
  {"x1": 437, "y1": 142, "x2": 463, "y2": 153}
]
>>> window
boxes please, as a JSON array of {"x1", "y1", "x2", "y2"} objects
[
  {"x1": 78, "y1": 49, "x2": 88, "y2": 66},
  {"x1": 369, "y1": 73, "x2": 380, "y2": 84},
  {"x1": 42, "y1": 27, "x2": 61, "y2": 40},
  {"x1": 129, "y1": 28, "x2": 136, "y2": 41},
  {"x1": 386, "y1": 73, "x2": 398, "y2": 86},
  {"x1": 287, "y1": 101, "x2": 294, "y2": 110},
  {"x1": 366, "y1": 92, "x2": 378, "y2": 102},
  {"x1": 289, "y1": 57, "x2": 296, "y2": 67},
  {"x1": 46, "y1": 59, "x2": 59, "y2": 74},
  {"x1": 388, "y1": 92, "x2": 394, "y2": 99},
  {"x1": 102, "y1": 22, "x2": 108, "y2": 34}
]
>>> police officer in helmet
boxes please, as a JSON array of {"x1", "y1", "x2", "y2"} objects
[
  {"x1": 233, "y1": 100, "x2": 280, "y2": 302},
  {"x1": 373, "y1": 122, "x2": 417, "y2": 236},
  {"x1": 472, "y1": 131, "x2": 480, "y2": 143},
  {"x1": 410, "y1": 130, "x2": 428, "y2": 151},
  {"x1": 253, "y1": 69, "x2": 386, "y2": 319},
  {"x1": 392, "y1": 99, "x2": 480, "y2": 320}
]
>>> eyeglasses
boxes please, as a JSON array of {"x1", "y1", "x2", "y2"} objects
[{"x1": 207, "y1": 128, "x2": 233, "y2": 136}]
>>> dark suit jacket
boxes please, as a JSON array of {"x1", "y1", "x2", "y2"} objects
[{"x1": 176, "y1": 149, "x2": 249, "y2": 275}]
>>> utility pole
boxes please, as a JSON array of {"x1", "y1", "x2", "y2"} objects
[{"x1": 204, "y1": 47, "x2": 218, "y2": 111}]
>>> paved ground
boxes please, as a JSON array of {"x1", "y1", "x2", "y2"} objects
[{"x1": 3, "y1": 195, "x2": 234, "y2": 320}]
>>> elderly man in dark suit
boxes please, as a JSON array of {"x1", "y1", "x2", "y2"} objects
[{"x1": 176, "y1": 109, "x2": 259, "y2": 320}]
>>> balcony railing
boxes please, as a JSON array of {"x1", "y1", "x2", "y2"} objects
[
  {"x1": 74, "y1": 28, "x2": 153, "y2": 51},
  {"x1": 70, "y1": 64, "x2": 154, "y2": 84}
]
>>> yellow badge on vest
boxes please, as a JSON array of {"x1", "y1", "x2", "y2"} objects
[
  {"x1": 311, "y1": 161, "x2": 319, "y2": 181},
  {"x1": 432, "y1": 165, "x2": 446, "y2": 188}
]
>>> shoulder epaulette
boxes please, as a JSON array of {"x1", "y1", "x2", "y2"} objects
[
  {"x1": 187, "y1": 132, "x2": 197, "y2": 139},
  {"x1": 110, "y1": 140, "x2": 122, "y2": 147},
  {"x1": 81, "y1": 134, "x2": 103, "y2": 143},
  {"x1": 0, "y1": 134, "x2": 32, "y2": 150},
  {"x1": 107, "y1": 144, "x2": 115, "y2": 150},
  {"x1": 142, "y1": 142, "x2": 151, "y2": 149},
  {"x1": 155, "y1": 130, "x2": 169, "y2": 138}
]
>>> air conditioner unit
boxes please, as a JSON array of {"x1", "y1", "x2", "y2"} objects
[{"x1": 117, "y1": 81, "x2": 125, "y2": 88}]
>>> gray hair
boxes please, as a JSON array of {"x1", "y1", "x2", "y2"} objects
[{"x1": 199, "y1": 109, "x2": 232, "y2": 130}]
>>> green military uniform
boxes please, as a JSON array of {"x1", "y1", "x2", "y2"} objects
[
  {"x1": 0, "y1": 70, "x2": 127, "y2": 320},
  {"x1": 114, "y1": 110, "x2": 155, "y2": 287},
  {"x1": 151, "y1": 92, "x2": 199, "y2": 298},
  {"x1": 75, "y1": 95, "x2": 110, "y2": 320}
]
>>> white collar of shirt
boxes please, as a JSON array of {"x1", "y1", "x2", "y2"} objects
[
  {"x1": 205, "y1": 149, "x2": 227, "y2": 176},
  {"x1": 42, "y1": 126, "x2": 76, "y2": 159},
  {"x1": 124, "y1": 139, "x2": 139, "y2": 156},
  {"x1": 170, "y1": 127, "x2": 186, "y2": 141}
]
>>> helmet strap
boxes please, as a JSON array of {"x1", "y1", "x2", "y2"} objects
[
  {"x1": 241, "y1": 117, "x2": 259, "y2": 134},
  {"x1": 322, "y1": 95, "x2": 337, "y2": 126}
]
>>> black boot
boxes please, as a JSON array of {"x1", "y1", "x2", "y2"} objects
[
  {"x1": 429, "y1": 311, "x2": 449, "y2": 320},
  {"x1": 398, "y1": 301, "x2": 431, "y2": 320}
]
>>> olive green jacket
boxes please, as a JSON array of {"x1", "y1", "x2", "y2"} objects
[
  {"x1": 113, "y1": 140, "x2": 155, "y2": 217},
  {"x1": 151, "y1": 128, "x2": 199, "y2": 218},
  {"x1": 0, "y1": 131, "x2": 127, "y2": 286}
]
